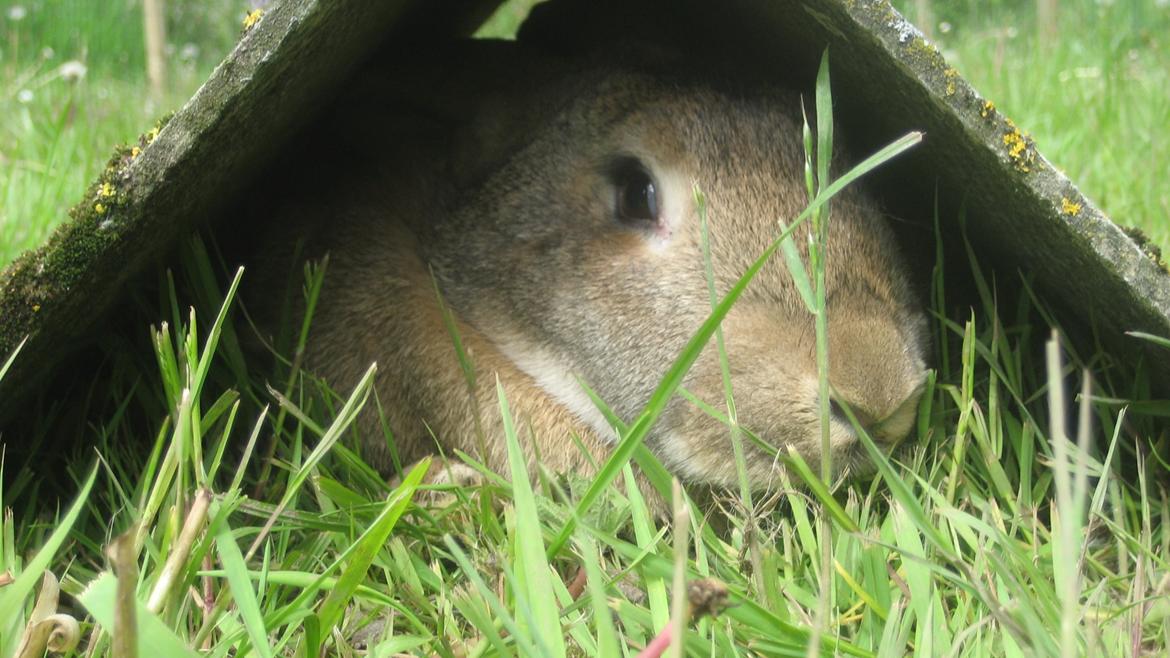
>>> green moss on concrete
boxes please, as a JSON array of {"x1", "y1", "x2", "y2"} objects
[
  {"x1": 0, "y1": 113, "x2": 176, "y2": 358},
  {"x1": 905, "y1": 35, "x2": 947, "y2": 72},
  {"x1": 1121, "y1": 225, "x2": 1170, "y2": 273}
]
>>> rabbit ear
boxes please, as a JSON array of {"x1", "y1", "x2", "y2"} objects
[
  {"x1": 330, "y1": 40, "x2": 583, "y2": 188},
  {"x1": 438, "y1": 43, "x2": 597, "y2": 188},
  {"x1": 426, "y1": 40, "x2": 692, "y2": 188}
]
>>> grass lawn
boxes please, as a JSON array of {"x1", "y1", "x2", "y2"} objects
[{"x1": 1, "y1": 1, "x2": 1167, "y2": 657}]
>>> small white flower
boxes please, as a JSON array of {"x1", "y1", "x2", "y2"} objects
[
  {"x1": 17, "y1": 89, "x2": 33, "y2": 104},
  {"x1": 59, "y1": 60, "x2": 87, "y2": 81},
  {"x1": 7, "y1": 5, "x2": 27, "y2": 21}
]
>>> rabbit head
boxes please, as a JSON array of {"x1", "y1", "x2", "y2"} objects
[{"x1": 421, "y1": 55, "x2": 930, "y2": 489}]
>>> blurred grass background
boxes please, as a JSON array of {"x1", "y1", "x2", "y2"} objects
[{"x1": 1, "y1": 0, "x2": 1167, "y2": 265}]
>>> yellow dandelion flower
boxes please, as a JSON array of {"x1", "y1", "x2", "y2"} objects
[{"x1": 243, "y1": 9, "x2": 264, "y2": 30}]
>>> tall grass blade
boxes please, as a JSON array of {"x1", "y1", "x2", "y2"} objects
[
  {"x1": 696, "y1": 186, "x2": 753, "y2": 509},
  {"x1": 316, "y1": 459, "x2": 427, "y2": 634},
  {"x1": 77, "y1": 573, "x2": 202, "y2": 658},
  {"x1": 0, "y1": 336, "x2": 25, "y2": 383},
  {"x1": 211, "y1": 495, "x2": 274, "y2": 658},
  {"x1": 499, "y1": 379, "x2": 565, "y2": 655}
]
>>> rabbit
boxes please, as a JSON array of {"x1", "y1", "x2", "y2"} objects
[{"x1": 247, "y1": 38, "x2": 929, "y2": 495}]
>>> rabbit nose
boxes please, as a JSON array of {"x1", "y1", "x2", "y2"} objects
[
  {"x1": 828, "y1": 397, "x2": 875, "y2": 432},
  {"x1": 828, "y1": 395, "x2": 914, "y2": 446}
]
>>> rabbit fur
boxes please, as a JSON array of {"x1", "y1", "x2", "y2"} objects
[{"x1": 249, "y1": 39, "x2": 929, "y2": 493}]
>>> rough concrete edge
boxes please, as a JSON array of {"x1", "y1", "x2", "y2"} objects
[{"x1": 836, "y1": 0, "x2": 1170, "y2": 327}]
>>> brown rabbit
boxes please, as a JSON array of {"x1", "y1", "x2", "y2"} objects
[{"x1": 249, "y1": 39, "x2": 929, "y2": 493}]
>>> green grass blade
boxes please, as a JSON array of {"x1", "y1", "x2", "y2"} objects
[
  {"x1": 781, "y1": 450, "x2": 860, "y2": 533},
  {"x1": 624, "y1": 465, "x2": 669, "y2": 631},
  {"x1": 444, "y1": 534, "x2": 537, "y2": 657},
  {"x1": 191, "y1": 266, "x2": 244, "y2": 399},
  {"x1": 794, "y1": 132, "x2": 922, "y2": 228},
  {"x1": 578, "y1": 533, "x2": 620, "y2": 658},
  {"x1": 498, "y1": 379, "x2": 565, "y2": 656},
  {"x1": 0, "y1": 336, "x2": 25, "y2": 383},
  {"x1": 1126, "y1": 331, "x2": 1170, "y2": 350},
  {"x1": 696, "y1": 186, "x2": 754, "y2": 509},
  {"x1": 77, "y1": 572, "x2": 203, "y2": 658},
  {"x1": 276, "y1": 363, "x2": 376, "y2": 512},
  {"x1": 211, "y1": 495, "x2": 275, "y2": 658},
  {"x1": 316, "y1": 458, "x2": 428, "y2": 633},
  {"x1": 546, "y1": 233, "x2": 780, "y2": 557},
  {"x1": 815, "y1": 49, "x2": 834, "y2": 200},
  {"x1": 846, "y1": 403, "x2": 955, "y2": 559}
]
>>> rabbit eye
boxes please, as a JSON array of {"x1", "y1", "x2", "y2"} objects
[{"x1": 612, "y1": 161, "x2": 659, "y2": 224}]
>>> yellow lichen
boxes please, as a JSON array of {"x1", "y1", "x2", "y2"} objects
[
  {"x1": 98, "y1": 182, "x2": 115, "y2": 198},
  {"x1": 1061, "y1": 198, "x2": 1083, "y2": 216},
  {"x1": 130, "y1": 146, "x2": 141, "y2": 158},
  {"x1": 907, "y1": 37, "x2": 946, "y2": 70},
  {"x1": 146, "y1": 126, "x2": 160, "y2": 143},
  {"x1": 94, "y1": 203, "x2": 107, "y2": 215},
  {"x1": 944, "y1": 68, "x2": 959, "y2": 96},
  {"x1": 980, "y1": 100, "x2": 996, "y2": 118},
  {"x1": 1001, "y1": 123, "x2": 1037, "y2": 173},
  {"x1": 32, "y1": 304, "x2": 40, "y2": 313},
  {"x1": 243, "y1": 9, "x2": 264, "y2": 30}
]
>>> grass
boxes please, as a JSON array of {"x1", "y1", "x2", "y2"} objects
[
  {"x1": 897, "y1": 0, "x2": 1170, "y2": 251},
  {"x1": 1, "y1": 1, "x2": 1168, "y2": 657},
  {"x1": 2, "y1": 171, "x2": 1166, "y2": 655}
]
